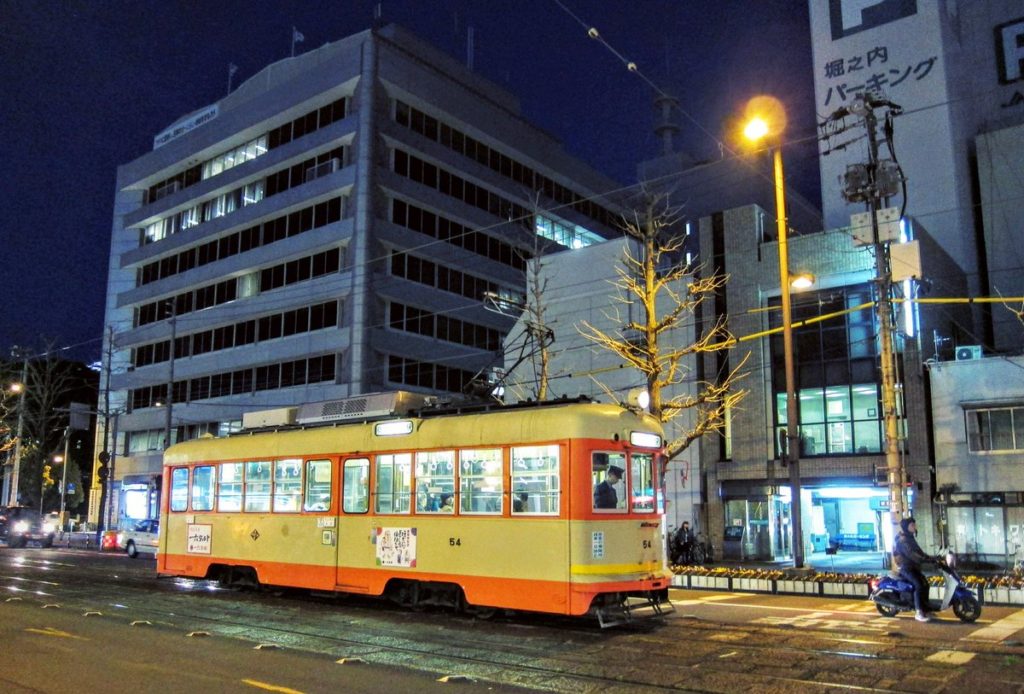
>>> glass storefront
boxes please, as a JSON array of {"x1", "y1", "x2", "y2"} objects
[{"x1": 946, "y1": 504, "x2": 1024, "y2": 569}]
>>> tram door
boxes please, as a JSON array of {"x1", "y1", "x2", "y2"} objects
[{"x1": 337, "y1": 458, "x2": 370, "y2": 583}]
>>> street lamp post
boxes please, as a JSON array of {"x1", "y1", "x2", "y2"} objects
[
  {"x1": 8, "y1": 350, "x2": 29, "y2": 507},
  {"x1": 745, "y1": 102, "x2": 805, "y2": 569}
]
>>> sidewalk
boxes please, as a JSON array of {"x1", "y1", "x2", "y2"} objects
[
  {"x1": 57, "y1": 530, "x2": 106, "y2": 550},
  {"x1": 712, "y1": 550, "x2": 890, "y2": 576},
  {"x1": 709, "y1": 549, "x2": 1014, "y2": 577}
]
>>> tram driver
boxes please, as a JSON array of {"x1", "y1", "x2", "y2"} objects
[{"x1": 593, "y1": 465, "x2": 623, "y2": 510}]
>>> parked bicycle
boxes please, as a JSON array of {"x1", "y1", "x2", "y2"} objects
[{"x1": 668, "y1": 524, "x2": 708, "y2": 565}]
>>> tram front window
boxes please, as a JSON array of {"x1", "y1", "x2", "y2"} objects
[
  {"x1": 630, "y1": 453, "x2": 657, "y2": 512},
  {"x1": 592, "y1": 452, "x2": 626, "y2": 513}
]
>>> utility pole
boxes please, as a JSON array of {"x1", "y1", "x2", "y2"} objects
[
  {"x1": 164, "y1": 301, "x2": 176, "y2": 450},
  {"x1": 94, "y1": 326, "x2": 114, "y2": 544},
  {"x1": 833, "y1": 94, "x2": 907, "y2": 568}
]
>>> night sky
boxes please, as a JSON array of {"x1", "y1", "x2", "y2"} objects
[{"x1": 0, "y1": 0, "x2": 818, "y2": 363}]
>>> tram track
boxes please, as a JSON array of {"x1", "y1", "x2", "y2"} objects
[{"x1": 4, "y1": 550, "x2": 1009, "y2": 693}]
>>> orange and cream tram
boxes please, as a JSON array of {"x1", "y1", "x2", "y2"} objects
[{"x1": 157, "y1": 393, "x2": 672, "y2": 624}]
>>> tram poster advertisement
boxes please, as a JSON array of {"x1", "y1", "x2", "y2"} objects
[{"x1": 376, "y1": 527, "x2": 417, "y2": 567}]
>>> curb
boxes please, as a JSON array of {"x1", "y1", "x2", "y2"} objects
[{"x1": 670, "y1": 573, "x2": 1023, "y2": 606}]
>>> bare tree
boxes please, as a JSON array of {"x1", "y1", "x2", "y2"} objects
[
  {"x1": 578, "y1": 193, "x2": 748, "y2": 464},
  {"x1": 2, "y1": 345, "x2": 89, "y2": 509},
  {"x1": 493, "y1": 194, "x2": 559, "y2": 403}
]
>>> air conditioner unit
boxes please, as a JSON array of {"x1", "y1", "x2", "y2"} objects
[{"x1": 955, "y1": 345, "x2": 982, "y2": 361}]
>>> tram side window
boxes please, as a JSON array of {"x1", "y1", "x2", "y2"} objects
[
  {"x1": 304, "y1": 459, "x2": 333, "y2": 511},
  {"x1": 592, "y1": 452, "x2": 626, "y2": 513},
  {"x1": 375, "y1": 453, "x2": 411, "y2": 514},
  {"x1": 415, "y1": 450, "x2": 455, "y2": 513},
  {"x1": 273, "y1": 459, "x2": 302, "y2": 512},
  {"x1": 459, "y1": 448, "x2": 502, "y2": 514},
  {"x1": 170, "y1": 467, "x2": 189, "y2": 512},
  {"x1": 511, "y1": 445, "x2": 559, "y2": 515},
  {"x1": 343, "y1": 458, "x2": 369, "y2": 513},
  {"x1": 192, "y1": 465, "x2": 215, "y2": 511},
  {"x1": 218, "y1": 462, "x2": 243, "y2": 512},
  {"x1": 630, "y1": 453, "x2": 656, "y2": 513},
  {"x1": 244, "y1": 461, "x2": 272, "y2": 512}
]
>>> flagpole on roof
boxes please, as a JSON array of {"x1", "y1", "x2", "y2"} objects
[
  {"x1": 291, "y1": 26, "x2": 305, "y2": 57},
  {"x1": 227, "y1": 63, "x2": 238, "y2": 95}
]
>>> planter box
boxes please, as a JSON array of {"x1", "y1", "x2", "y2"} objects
[
  {"x1": 1009, "y1": 589, "x2": 1024, "y2": 605},
  {"x1": 778, "y1": 580, "x2": 795, "y2": 593},
  {"x1": 690, "y1": 575, "x2": 707, "y2": 589},
  {"x1": 712, "y1": 576, "x2": 730, "y2": 590},
  {"x1": 756, "y1": 579, "x2": 772, "y2": 592},
  {"x1": 822, "y1": 582, "x2": 845, "y2": 596},
  {"x1": 671, "y1": 574, "x2": 688, "y2": 589},
  {"x1": 992, "y1": 587, "x2": 1011, "y2": 604},
  {"x1": 843, "y1": 583, "x2": 868, "y2": 597}
]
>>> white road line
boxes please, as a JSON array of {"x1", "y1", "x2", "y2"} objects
[{"x1": 962, "y1": 608, "x2": 1024, "y2": 643}]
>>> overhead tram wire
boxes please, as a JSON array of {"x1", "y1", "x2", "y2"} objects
[{"x1": 549, "y1": 0, "x2": 824, "y2": 227}]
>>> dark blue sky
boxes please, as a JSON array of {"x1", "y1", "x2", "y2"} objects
[{"x1": 0, "y1": 0, "x2": 818, "y2": 362}]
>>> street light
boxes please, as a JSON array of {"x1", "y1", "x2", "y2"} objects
[{"x1": 743, "y1": 96, "x2": 806, "y2": 569}]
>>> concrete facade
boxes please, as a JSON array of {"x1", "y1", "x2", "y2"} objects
[
  {"x1": 810, "y1": 0, "x2": 1024, "y2": 352},
  {"x1": 696, "y1": 204, "x2": 969, "y2": 559},
  {"x1": 928, "y1": 356, "x2": 1024, "y2": 567},
  {"x1": 93, "y1": 25, "x2": 623, "y2": 527}
]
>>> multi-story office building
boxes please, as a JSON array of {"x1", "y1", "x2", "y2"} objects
[
  {"x1": 810, "y1": 0, "x2": 1024, "y2": 352},
  {"x1": 92, "y1": 24, "x2": 623, "y2": 526},
  {"x1": 696, "y1": 204, "x2": 969, "y2": 560}
]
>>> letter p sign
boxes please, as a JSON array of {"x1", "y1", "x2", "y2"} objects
[
  {"x1": 830, "y1": 0, "x2": 917, "y2": 40},
  {"x1": 996, "y1": 18, "x2": 1024, "y2": 84}
]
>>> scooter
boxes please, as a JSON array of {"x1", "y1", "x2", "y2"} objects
[{"x1": 868, "y1": 555, "x2": 981, "y2": 623}]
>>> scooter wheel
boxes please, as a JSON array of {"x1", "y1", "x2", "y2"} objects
[
  {"x1": 875, "y1": 602, "x2": 900, "y2": 618},
  {"x1": 952, "y1": 595, "x2": 981, "y2": 623}
]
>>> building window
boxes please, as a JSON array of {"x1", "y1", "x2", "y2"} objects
[
  {"x1": 769, "y1": 284, "x2": 894, "y2": 456},
  {"x1": 966, "y1": 406, "x2": 1023, "y2": 452}
]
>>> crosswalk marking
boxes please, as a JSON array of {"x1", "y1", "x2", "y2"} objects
[
  {"x1": 962, "y1": 608, "x2": 1024, "y2": 643},
  {"x1": 926, "y1": 650, "x2": 976, "y2": 665},
  {"x1": 672, "y1": 593, "x2": 746, "y2": 606}
]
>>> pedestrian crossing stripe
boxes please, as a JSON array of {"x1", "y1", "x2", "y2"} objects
[
  {"x1": 962, "y1": 608, "x2": 1024, "y2": 643},
  {"x1": 926, "y1": 650, "x2": 976, "y2": 665}
]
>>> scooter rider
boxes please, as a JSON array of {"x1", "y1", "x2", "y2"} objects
[{"x1": 894, "y1": 517, "x2": 932, "y2": 622}]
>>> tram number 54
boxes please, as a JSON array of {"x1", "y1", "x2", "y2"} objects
[
  {"x1": 642, "y1": 540, "x2": 652, "y2": 549},
  {"x1": 449, "y1": 537, "x2": 461, "y2": 547}
]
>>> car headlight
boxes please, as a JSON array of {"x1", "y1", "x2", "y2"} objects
[
  {"x1": 42, "y1": 522, "x2": 55, "y2": 534},
  {"x1": 13, "y1": 520, "x2": 29, "y2": 533},
  {"x1": 117, "y1": 533, "x2": 125, "y2": 545}
]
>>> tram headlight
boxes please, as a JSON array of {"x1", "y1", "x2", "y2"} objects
[
  {"x1": 630, "y1": 431, "x2": 662, "y2": 448},
  {"x1": 42, "y1": 522, "x2": 56, "y2": 534},
  {"x1": 13, "y1": 520, "x2": 29, "y2": 533}
]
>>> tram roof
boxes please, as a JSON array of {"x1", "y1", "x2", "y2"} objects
[{"x1": 163, "y1": 398, "x2": 663, "y2": 465}]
